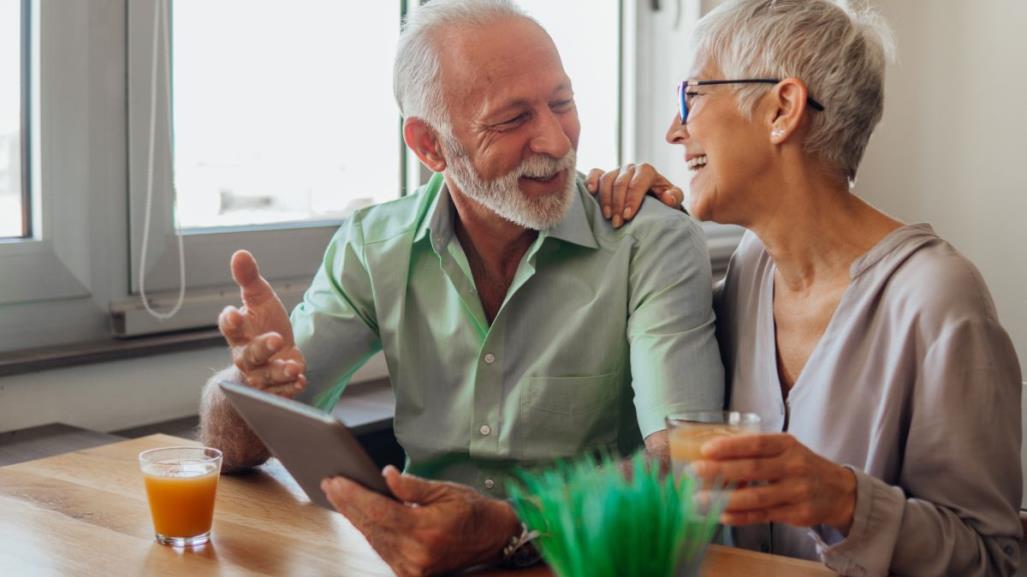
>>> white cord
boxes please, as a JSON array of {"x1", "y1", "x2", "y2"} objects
[{"x1": 139, "y1": 0, "x2": 186, "y2": 320}]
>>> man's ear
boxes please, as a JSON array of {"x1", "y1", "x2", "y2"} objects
[{"x1": 403, "y1": 118, "x2": 447, "y2": 173}]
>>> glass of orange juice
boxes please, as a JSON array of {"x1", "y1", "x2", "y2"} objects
[
  {"x1": 139, "y1": 446, "x2": 223, "y2": 547},
  {"x1": 666, "y1": 411, "x2": 761, "y2": 477}
]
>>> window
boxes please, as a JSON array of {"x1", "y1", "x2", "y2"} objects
[
  {"x1": 0, "y1": 0, "x2": 25, "y2": 239},
  {"x1": 122, "y1": 0, "x2": 625, "y2": 335},
  {"x1": 2, "y1": 1, "x2": 636, "y2": 351},
  {"x1": 171, "y1": 1, "x2": 402, "y2": 230},
  {"x1": 519, "y1": 0, "x2": 621, "y2": 172}
]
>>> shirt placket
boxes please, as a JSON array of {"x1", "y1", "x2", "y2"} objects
[{"x1": 436, "y1": 232, "x2": 546, "y2": 493}]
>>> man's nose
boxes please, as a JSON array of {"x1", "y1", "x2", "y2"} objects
[{"x1": 529, "y1": 110, "x2": 572, "y2": 159}]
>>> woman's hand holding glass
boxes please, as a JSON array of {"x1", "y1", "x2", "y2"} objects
[{"x1": 691, "y1": 433, "x2": 857, "y2": 533}]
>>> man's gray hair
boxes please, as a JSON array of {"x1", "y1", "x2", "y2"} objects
[
  {"x1": 393, "y1": 0, "x2": 534, "y2": 135},
  {"x1": 694, "y1": 0, "x2": 895, "y2": 183}
]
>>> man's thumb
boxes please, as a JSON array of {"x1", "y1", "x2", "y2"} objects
[
  {"x1": 383, "y1": 466, "x2": 434, "y2": 504},
  {"x1": 231, "y1": 250, "x2": 272, "y2": 305}
]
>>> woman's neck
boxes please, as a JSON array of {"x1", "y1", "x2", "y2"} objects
[{"x1": 749, "y1": 167, "x2": 902, "y2": 293}]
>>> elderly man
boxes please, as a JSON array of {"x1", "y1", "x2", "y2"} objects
[{"x1": 199, "y1": 0, "x2": 722, "y2": 574}]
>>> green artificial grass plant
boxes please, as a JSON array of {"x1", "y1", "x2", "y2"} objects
[{"x1": 507, "y1": 452, "x2": 722, "y2": 577}]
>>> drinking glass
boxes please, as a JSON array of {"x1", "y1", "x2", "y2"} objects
[
  {"x1": 666, "y1": 411, "x2": 762, "y2": 476},
  {"x1": 139, "y1": 446, "x2": 223, "y2": 547}
]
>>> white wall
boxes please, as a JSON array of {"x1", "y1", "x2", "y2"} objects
[
  {"x1": 0, "y1": 349, "x2": 388, "y2": 434},
  {"x1": 858, "y1": 0, "x2": 1027, "y2": 370}
]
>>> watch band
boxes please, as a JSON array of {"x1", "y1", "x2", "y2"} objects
[{"x1": 501, "y1": 523, "x2": 542, "y2": 568}]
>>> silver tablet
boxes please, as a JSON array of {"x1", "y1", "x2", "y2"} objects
[{"x1": 218, "y1": 379, "x2": 393, "y2": 508}]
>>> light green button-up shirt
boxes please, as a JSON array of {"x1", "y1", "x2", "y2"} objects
[{"x1": 291, "y1": 173, "x2": 723, "y2": 495}]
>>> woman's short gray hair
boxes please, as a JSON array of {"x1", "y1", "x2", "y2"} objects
[
  {"x1": 694, "y1": 0, "x2": 895, "y2": 183},
  {"x1": 393, "y1": 0, "x2": 533, "y2": 135}
]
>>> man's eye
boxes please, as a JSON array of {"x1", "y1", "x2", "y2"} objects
[
  {"x1": 499, "y1": 114, "x2": 527, "y2": 126},
  {"x1": 552, "y1": 99, "x2": 574, "y2": 111}
]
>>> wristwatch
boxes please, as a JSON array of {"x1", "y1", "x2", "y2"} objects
[{"x1": 501, "y1": 523, "x2": 542, "y2": 568}]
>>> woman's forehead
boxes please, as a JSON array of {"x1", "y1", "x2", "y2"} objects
[{"x1": 689, "y1": 56, "x2": 722, "y2": 80}]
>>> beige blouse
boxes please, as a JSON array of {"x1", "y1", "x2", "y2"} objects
[{"x1": 716, "y1": 224, "x2": 1023, "y2": 577}]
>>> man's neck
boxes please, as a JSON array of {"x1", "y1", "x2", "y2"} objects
[{"x1": 445, "y1": 177, "x2": 538, "y2": 281}]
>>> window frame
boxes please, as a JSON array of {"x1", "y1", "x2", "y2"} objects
[
  {"x1": 16, "y1": 0, "x2": 31, "y2": 239},
  {"x1": 0, "y1": 0, "x2": 131, "y2": 352}
]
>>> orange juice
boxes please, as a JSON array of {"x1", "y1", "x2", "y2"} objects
[
  {"x1": 139, "y1": 447, "x2": 222, "y2": 547},
  {"x1": 143, "y1": 462, "x2": 219, "y2": 538},
  {"x1": 669, "y1": 424, "x2": 741, "y2": 464}
]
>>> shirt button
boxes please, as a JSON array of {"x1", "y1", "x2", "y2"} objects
[
  {"x1": 483, "y1": 353, "x2": 496, "y2": 364},
  {"x1": 479, "y1": 424, "x2": 492, "y2": 436},
  {"x1": 484, "y1": 478, "x2": 495, "y2": 490}
]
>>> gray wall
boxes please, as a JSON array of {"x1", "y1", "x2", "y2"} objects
[
  {"x1": 0, "y1": 350, "x2": 388, "y2": 434},
  {"x1": 858, "y1": 0, "x2": 1027, "y2": 507},
  {"x1": 859, "y1": 0, "x2": 1027, "y2": 370}
]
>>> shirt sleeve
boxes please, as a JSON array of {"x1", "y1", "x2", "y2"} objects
[
  {"x1": 291, "y1": 216, "x2": 383, "y2": 412},
  {"x1": 811, "y1": 317, "x2": 1023, "y2": 577},
  {"x1": 626, "y1": 209, "x2": 726, "y2": 437}
]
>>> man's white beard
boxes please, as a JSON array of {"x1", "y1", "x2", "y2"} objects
[{"x1": 442, "y1": 136, "x2": 577, "y2": 231}]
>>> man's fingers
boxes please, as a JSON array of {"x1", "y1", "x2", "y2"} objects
[
  {"x1": 585, "y1": 169, "x2": 604, "y2": 193},
  {"x1": 231, "y1": 333, "x2": 290, "y2": 379},
  {"x1": 702, "y1": 433, "x2": 793, "y2": 460},
  {"x1": 230, "y1": 250, "x2": 276, "y2": 309},
  {"x1": 322, "y1": 475, "x2": 403, "y2": 529},
  {"x1": 240, "y1": 359, "x2": 307, "y2": 391},
  {"x1": 262, "y1": 378, "x2": 306, "y2": 398},
  {"x1": 218, "y1": 306, "x2": 247, "y2": 346}
]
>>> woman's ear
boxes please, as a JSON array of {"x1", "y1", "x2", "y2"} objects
[
  {"x1": 766, "y1": 77, "x2": 812, "y2": 144},
  {"x1": 403, "y1": 118, "x2": 447, "y2": 173}
]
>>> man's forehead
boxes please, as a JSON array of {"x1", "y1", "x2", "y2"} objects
[{"x1": 436, "y1": 18, "x2": 569, "y2": 112}]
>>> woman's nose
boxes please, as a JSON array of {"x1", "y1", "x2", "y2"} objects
[{"x1": 665, "y1": 113, "x2": 689, "y2": 145}]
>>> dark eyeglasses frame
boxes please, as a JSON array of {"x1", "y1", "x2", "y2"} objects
[{"x1": 677, "y1": 79, "x2": 825, "y2": 123}]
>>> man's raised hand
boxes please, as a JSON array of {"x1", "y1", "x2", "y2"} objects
[{"x1": 218, "y1": 250, "x2": 307, "y2": 398}]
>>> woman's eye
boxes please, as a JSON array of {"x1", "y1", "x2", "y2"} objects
[{"x1": 685, "y1": 91, "x2": 702, "y2": 98}]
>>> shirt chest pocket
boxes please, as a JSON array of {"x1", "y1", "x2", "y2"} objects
[{"x1": 516, "y1": 371, "x2": 623, "y2": 459}]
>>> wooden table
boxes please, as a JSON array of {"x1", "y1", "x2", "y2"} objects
[{"x1": 0, "y1": 434, "x2": 837, "y2": 576}]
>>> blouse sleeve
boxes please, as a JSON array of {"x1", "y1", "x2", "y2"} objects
[{"x1": 812, "y1": 316, "x2": 1023, "y2": 577}]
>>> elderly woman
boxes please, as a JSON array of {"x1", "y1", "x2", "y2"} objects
[{"x1": 589, "y1": 0, "x2": 1023, "y2": 575}]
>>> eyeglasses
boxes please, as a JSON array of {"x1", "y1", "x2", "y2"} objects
[{"x1": 677, "y1": 79, "x2": 825, "y2": 123}]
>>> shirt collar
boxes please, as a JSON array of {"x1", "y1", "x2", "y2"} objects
[
  {"x1": 542, "y1": 180, "x2": 599, "y2": 250},
  {"x1": 413, "y1": 173, "x2": 599, "y2": 251},
  {"x1": 413, "y1": 173, "x2": 447, "y2": 248}
]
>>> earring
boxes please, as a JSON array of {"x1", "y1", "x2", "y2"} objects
[{"x1": 771, "y1": 126, "x2": 785, "y2": 140}]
